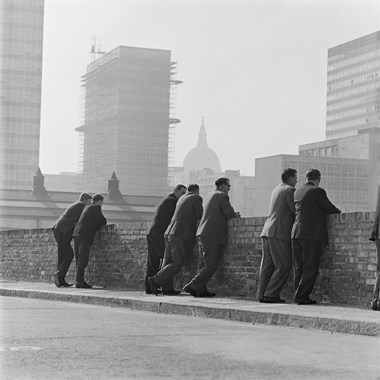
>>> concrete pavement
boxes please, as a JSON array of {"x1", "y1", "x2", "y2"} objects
[{"x1": 0, "y1": 280, "x2": 379, "y2": 336}]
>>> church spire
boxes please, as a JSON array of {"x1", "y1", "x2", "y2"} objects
[{"x1": 197, "y1": 116, "x2": 208, "y2": 148}]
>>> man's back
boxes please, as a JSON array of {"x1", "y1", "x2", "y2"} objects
[
  {"x1": 149, "y1": 194, "x2": 177, "y2": 237},
  {"x1": 73, "y1": 204, "x2": 107, "y2": 244},
  {"x1": 165, "y1": 193, "x2": 203, "y2": 243},
  {"x1": 261, "y1": 183, "x2": 295, "y2": 241},
  {"x1": 292, "y1": 182, "x2": 340, "y2": 243},
  {"x1": 197, "y1": 190, "x2": 236, "y2": 244},
  {"x1": 53, "y1": 201, "x2": 85, "y2": 234}
]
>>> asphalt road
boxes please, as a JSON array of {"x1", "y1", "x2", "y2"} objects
[{"x1": 0, "y1": 296, "x2": 379, "y2": 379}]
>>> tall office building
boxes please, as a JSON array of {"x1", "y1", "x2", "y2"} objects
[
  {"x1": 326, "y1": 31, "x2": 380, "y2": 139},
  {"x1": 0, "y1": 0, "x2": 44, "y2": 190},
  {"x1": 78, "y1": 46, "x2": 180, "y2": 196}
]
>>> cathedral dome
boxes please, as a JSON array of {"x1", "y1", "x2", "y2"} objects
[{"x1": 183, "y1": 120, "x2": 222, "y2": 173}]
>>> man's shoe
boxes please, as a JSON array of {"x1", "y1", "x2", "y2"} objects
[
  {"x1": 76, "y1": 282, "x2": 93, "y2": 289},
  {"x1": 61, "y1": 279, "x2": 73, "y2": 287},
  {"x1": 162, "y1": 289, "x2": 181, "y2": 295},
  {"x1": 183, "y1": 283, "x2": 198, "y2": 297},
  {"x1": 54, "y1": 272, "x2": 62, "y2": 288},
  {"x1": 197, "y1": 290, "x2": 216, "y2": 298},
  {"x1": 263, "y1": 296, "x2": 285, "y2": 304},
  {"x1": 148, "y1": 277, "x2": 159, "y2": 295},
  {"x1": 295, "y1": 298, "x2": 317, "y2": 305}
]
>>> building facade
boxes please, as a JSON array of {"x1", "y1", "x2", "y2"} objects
[
  {"x1": 299, "y1": 127, "x2": 380, "y2": 210},
  {"x1": 78, "y1": 46, "x2": 179, "y2": 196},
  {"x1": 326, "y1": 31, "x2": 380, "y2": 139},
  {"x1": 0, "y1": 0, "x2": 44, "y2": 190},
  {"x1": 254, "y1": 154, "x2": 370, "y2": 217}
]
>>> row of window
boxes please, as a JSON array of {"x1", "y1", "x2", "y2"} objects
[
  {"x1": 327, "y1": 72, "x2": 379, "y2": 91},
  {"x1": 326, "y1": 83, "x2": 378, "y2": 102},
  {"x1": 327, "y1": 48, "x2": 379, "y2": 69},
  {"x1": 328, "y1": 60, "x2": 379, "y2": 82}
]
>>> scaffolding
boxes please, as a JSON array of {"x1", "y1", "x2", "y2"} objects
[{"x1": 168, "y1": 60, "x2": 182, "y2": 186}]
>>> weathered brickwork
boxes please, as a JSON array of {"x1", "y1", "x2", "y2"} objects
[{"x1": 0, "y1": 213, "x2": 377, "y2": 306}]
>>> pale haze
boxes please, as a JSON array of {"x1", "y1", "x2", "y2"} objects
[{"x1": 40, "y1": 0, "x2": 380, "y2": 176}]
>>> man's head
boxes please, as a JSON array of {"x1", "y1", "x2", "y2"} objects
[
  {"x1": 174, "y1": 184, "x2": 187, "y2": 199},
  {"x1": 281, "y1": 168, "x2": 297, "y2": 188},
  {"x1": 215, "y1": 177, "x2": 231, "y2": 194},
  {"x1": 92, "y1": 193, "x2": 104, "y2": 206},
  {"x1": 305, "y1": 168, "x2": 321, "y2": 187},
  {"x1": 79, "y1": 192, "x2": 92, "y2": 205},
  {"x1": 187, "y1": 184, "x2": 200, "y2": 195}
]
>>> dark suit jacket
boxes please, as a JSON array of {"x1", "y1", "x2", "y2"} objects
[
  {"x1": 291, "y1": 182, "x2": 341, "y2": 244},
  {"x1": 196, "y1": 190, "x2": 236, "y2": 245},
  {"x1": 165, "y1": 192, "x2": 203, "y2": 244},
  {"x1": 370, "y1": 186, "x2": 380, "y2": 241},
  {"x1": 52, "y1": 200, "x2": 86, "y2": 235},
  {"x1": 148, "y1": 193, "x2": 178, "y2": 238},
  {"x1": 261, "y1": 183, "x2": 295, "y2": 241},
  {"x1": 73, "y1": 204, "x2": 107, "y2": 245}
]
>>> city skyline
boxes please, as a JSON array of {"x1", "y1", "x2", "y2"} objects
[{"x1": 39, "y1": 0, "x2": 379, "y2": 176}]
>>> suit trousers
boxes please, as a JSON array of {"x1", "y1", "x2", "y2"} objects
[
  {"x1": 374, "y1": 239, "x2": 380, "y2": 297},
  {"x1": 292, "y1": 238, "x2": 323, "y2": 301},
  {"x1": 74, "y1": 237, "x2": 91, "y2": 284},
  {"x1": 258, "y1": 237, "x2": 292, "y2": 299},
  {"x1": 145, "y1": 235, "x2": 174, "y2": 292},
  {"x1": 188, "y1": 236, "x2": 223, "y2": 292},
  {"x1": 53, "y1": 229, "x2": 74, "y2": 279},
  {"x1": 153, "y1": 235, "x2": 190, "y2": 290}
]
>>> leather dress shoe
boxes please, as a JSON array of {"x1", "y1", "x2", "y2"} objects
[
  {"x1": 54, "y1": 272, "x2": 62, "y2": 288},
  {"x1": 61, "y1": 279, "x2": 73, "y2": 287},
  {"x1": 148, "y1": 277, "x2": 160, "y2": 295},
  {"x1": 197, "y1": 290, "x2": 216, "y2": 298},
  {"x1": 295, "y1": 298, "x2": 317, "y2": 305},
  {"x1": 145, "y1": 289, "x2": 162, "y2": 295},
  {"x1": 263, "y1": 296, "x2": 286, "y2": 304},
  {"x1": 162, "y1": 289, "x2": 181, "y2": 295},
  {"x1": 183, "y1": 284, "x2": 197, "y2": 297},
  {"x1": 76, "y1": 282, "x2": 93, "y2": 289}
]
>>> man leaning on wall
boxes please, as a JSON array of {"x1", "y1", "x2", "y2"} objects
[
  {"x1": 291, "y1": 169, "x2": 341, "y2": 305},
  {"x1": 73, "y1": 193, "x2": 107, "y2": 289},
  {"x1": 258, "y1": 168, "x2": 297, "y2": 304},
  {"x1": 52, "y1": 192, "x2": 92, "y2": 287},
  {"x1": 145, "y1": 184, "x2": 187, "y2": 294}
]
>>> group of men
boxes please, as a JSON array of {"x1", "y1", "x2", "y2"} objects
[
  {"x1": 146, "y1": 178, "x2": 240, "y2": 297},
  {"x1": 52, "y1": 193, "x2": 107, "y2": 288},
  {"x1": 52, "y1": 168, "x2": 340, "y2": 305},
  {"x1": 259, "y1": 168, "x2": 341, "y2": 305}
]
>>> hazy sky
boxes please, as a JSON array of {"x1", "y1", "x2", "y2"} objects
[{"x1": 40, "y1": 0, "x2": 380, "y2": 176}]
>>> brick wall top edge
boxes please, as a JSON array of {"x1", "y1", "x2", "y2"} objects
[{"x1": 0, "y1": 213, "x2": 375, "y2": 237}]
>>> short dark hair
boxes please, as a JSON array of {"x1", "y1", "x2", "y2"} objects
[
  {"x1": 174, "y1": 184, "x2": 187, "y2": 191},
  {"x1": 305, "y1": 168, "x2": 321, "y2": 181},
  {"x1": 79, "y1": 192, "x2": 92, "y2": 202},
  {"x1": 92, "y1": 193, "x2": 104, "y2": 203},
  {"x1": 187, "y1": 184, "x2": 199, "y2": 192},
  {"x1": 281, "y1": 168, "x2": 297, "y2": 182},
  {"x1": 215, "y1": 177, "x2": 230, "y2": 187}
]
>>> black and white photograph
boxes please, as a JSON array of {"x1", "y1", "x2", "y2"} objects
[{"x1": 0, "y1": 0, "x2": 379, "y2": 378}]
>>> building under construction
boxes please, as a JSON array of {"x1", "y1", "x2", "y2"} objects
[{"x1": 77, "y1": 45, "x2": 180, "y2": 196}]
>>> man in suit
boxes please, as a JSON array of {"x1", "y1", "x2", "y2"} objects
[
  {"x1": 52, "y1": 192, "x2": 92, "y2": 287},
  {"x1": 258, "y1": 168, "x2": 297, "y2": 303},
  {"x1": 291, "y1": 169, "x2": 341, "y2": 305},
  {"x1": 184, "y1": 178, "x2": 240, "y2": 297},
  {"x1": 73, "y1": 193, "x2": 107, "y2": 288},
  {"x1": 145, "y1": 184, "x2": 187, "y2": 294},
  {"x1": 148, "y1": 184, "x2": 203, "y2": 295}
]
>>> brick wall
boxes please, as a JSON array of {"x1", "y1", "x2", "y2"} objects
[{"x1": 0, "y1": 213, "x2": 377, "y2": 306}]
